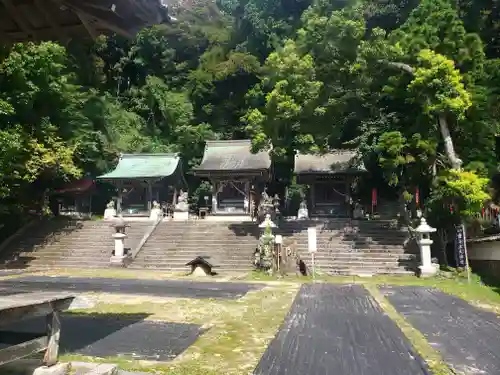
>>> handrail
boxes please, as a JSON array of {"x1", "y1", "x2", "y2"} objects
[{"x1": 128, "y1": 216, "x2": 163, "y2": 260}]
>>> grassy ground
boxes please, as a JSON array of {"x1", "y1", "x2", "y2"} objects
[
  {"x1": 62, "y1": 283, "x2": 300, "y2": 374},
  {"x1": 0, "y1": 268, "x2": 248, "y2": 281},
  {"x1": 5, "y1": 268, "x2": 500, "y2": 374}
]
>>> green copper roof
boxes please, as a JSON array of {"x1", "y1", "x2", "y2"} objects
[{"x1": 97, "y1": 153, "x2": 180, "y2": 179}]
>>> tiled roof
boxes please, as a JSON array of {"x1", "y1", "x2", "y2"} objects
[
  {"x1": 97, "y1": 153, "x2": 180, "y2": 179},
  {"x1": 294, "y1": 150, "x2": 366, "y2": 174},
  {"x1": 194, "y1": 140, "x2": 271, "y2": 172}
]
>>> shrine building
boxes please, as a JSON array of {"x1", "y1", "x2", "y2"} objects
[
  {"x1": 192, "y1": 140, "x2": 272, "y2": 215},
  {"x1": 294, "y1": 150, "x2": 366, "y2": 217},
  {"x1": 97, "y1": 153, "x2": 187, "y2": 216}
]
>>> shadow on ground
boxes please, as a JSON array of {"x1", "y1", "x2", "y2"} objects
[{"x1": 0, "y1": 312, "x2": 206, "y2": 361}]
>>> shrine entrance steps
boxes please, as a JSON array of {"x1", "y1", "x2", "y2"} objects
[
  {"x1": 129, "y1": 220, "x2": 259, "y2": 272},
  {"x1": 0, "y1": 218, "x2": 154, "y2": 270},
  {"x1": 278, "y1": 219, "x2": 418, "y2": 276}
]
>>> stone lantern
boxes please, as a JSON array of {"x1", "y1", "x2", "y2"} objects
[
  {"x1": 110, "y1": 217, "x2": 130, "y2": 267},
  {"x1": 415, "y1": 217, "x2": 438, "y2": 277}
]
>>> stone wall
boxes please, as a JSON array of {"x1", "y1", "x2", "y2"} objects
[{"x1": 467, "y1": 236, "x2": 500, "y2": 280}]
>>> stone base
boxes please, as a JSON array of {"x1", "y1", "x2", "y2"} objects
[
  {"x1": 103, "y1": 208, "x2": 116, "y2": 220},
  {"x1": 109, "y1": 255, "x2": 128, "y2": 267},
  {"x1": 297, "y1": 209, "x2": 309, "y2": 220},
  {"x1": 70, "y1": 362, "x2": 118, "y2": 375},
  {"x1": 418, "y1": 264, "x2": 439, "y2": 278},
  {"x1": 175, "y1": 211, "x2": 189, "y2": 221},
  {"x1": 149, "y1": 208, "x2": 162, "y2": 221},
  {"x1": 33, "y1": 363, "x2": 71, "y2": 375}
]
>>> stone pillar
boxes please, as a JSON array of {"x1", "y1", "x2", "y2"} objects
[
  {"x1": 345, "y1": 177, "x2": 352, "y2": 217},
  {"x1": 172, "y1": 186, "x2": 178, "y2": 207},
  {"x1": 244, "y1": 180, "x2": 250, "y2": 213},
  {"x1": 147, "y1": 181, "x2": 153, "y2": 212},
  {"x1": 104, "y1": 205, "x2": 117, "y2": 220},
  {"x1": 416, "y1": 217, "x2": 438, "y2": 277},
  {"x1": 310, "y1": 183, "x2": 315, "y2": 215},
  {"x1": 212, "y1": 181, "x2": 218, "y2": 213},
  {"x1": 115, "y1": 181, "x2": 123, "y2": 213},
  {"x1": 110, "y1": 232, "x2": 127, "y2": 266},
  {"x1": 149, "y1": 204, "x2": 162, "y2": 221}
]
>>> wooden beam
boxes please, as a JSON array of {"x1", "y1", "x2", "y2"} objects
[
  {"x1": 50, "y1": 0, "x2": 132, "y2": 37},
  {"x1": 76, "y1": 11, "x2": 98, "y2": 39},
  {"x1": 34, "y1": 0, "x2": 65, "y2": 38},
  {"x1": 124, "y1": 0, "x2": 154, "y2": 22},
  {"x1": 72, "y1": 9, "x2": 131, "y2": 37},
  {"x1": 43, "y1": 310, "x2": 61, "y2": 366},
  {"x1": 1, "y1": 0, "x2": 34, "y2": 38},
  {"x1": 0, "y1": 293, "x2": 74, "y2": 327},
  {"x1": 0, "y1": 336, "x2": 48, "y2": 366},
  {"x1": 4, "y1": 24, "x2": 89, "y2": 43},
  {"x1": 91, "y1": 16, "x2": 132, "y2": 38}
]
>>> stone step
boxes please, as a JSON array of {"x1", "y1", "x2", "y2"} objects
[
  {"x1": 128, "y1": 264, "x2": 252, "y2": 271},
  {"x1": 139, "y1": 249, "x2": 254, "y2": 256},
  {"x1": 309, "y1": 254, "x2": 416, "y2": 260},
  {"x1": 134, "y1": 255, "x2": 253, "y2": 265},
  {"x1": 144, "y1": 239, "x2": 258, "y2": 245},
  {"x1": 8, "y1": 260, "x2": 112, "y2": 268},
  {"x1": 287, "y1": 236, "x2": 407, "y2": 243},
  {"x1": 327, "y1": 269, "x2": 414, "y2": 276},
  {"x1": 16, "y1": 253, "x2": 109, "y2": 261},
  {"x1": 306, "y1": 260, "x2": 415, "y2": 267},
  {"x1": 134, "y1": 261, "x2": 253, "y2": 268},
  {"x1": 297, "y1": 252, "x2": 416, "y2": 258},
  {"x1": 294, "y1": 247, "x2": 408, "y2": 253},
  {"x1": 330, "y1": 264, "x2": 416, "y2": 271},
  {"x1": 139, "y1": 252, "x2": 253, "y2": 258}
]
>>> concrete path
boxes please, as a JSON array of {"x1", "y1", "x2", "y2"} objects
[
  {"x1": 254, "y1": 284, "x2": 431, "y2": 375},
  {"x1": 0, "y1": 276, "x2": 262, "y2": 299},
  {"x1": 382, "y1": 286, "x2": 500, "y2": 375}
]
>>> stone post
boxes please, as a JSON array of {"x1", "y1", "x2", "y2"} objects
[
  {"x1": 110, "y1": 217, "x2": 129, "y2": 267},
  {"x1": 211, "y1": 181, "x2": 218, "y2": 213},
  {"x1": 112, "y1": 232, "x2": 127, "y2": 257},
  {"x1": 415, "y1": 217, "x2": 438, "y2": 277},
  {"x1": 149, "y1": 201, "x2": 162, "y2": 221},
  {"x1": 103, "y1": 201, "x2": 117, "y2": 220}
]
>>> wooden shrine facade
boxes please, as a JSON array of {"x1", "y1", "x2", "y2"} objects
[
  {"x1": 97, "y1": 153, "x2": 187, "y2": 216},
  {"x1": 193, "y1": 140, "x2": 272, "y2": 215},
  {"x1": 0, "y1": 0, "x2": 172, "y2": 44},
  {"x1": 50, "y1": 177, "x2": 96, "y2": 217},
  {"x1": 294, "y1": 150, "x2": 366, "y2": 217}
]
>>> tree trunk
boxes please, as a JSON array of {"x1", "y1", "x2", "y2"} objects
[
  {"x1": 382, "y1": 61, "x2": 463, "y2": 171},
  {"x1": 438, "y1": 114, "x2": 462, "y2": 170}
]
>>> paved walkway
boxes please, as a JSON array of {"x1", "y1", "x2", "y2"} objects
[
  {"x1": 254, "y1": 284, "x2": 431, "y2": 375},
  {"x1": 382, "y1": 286, "x2": 500, "y2": 375},
  {"x1": 0, "y1": 276, "x2": 262, "y2": 299}
]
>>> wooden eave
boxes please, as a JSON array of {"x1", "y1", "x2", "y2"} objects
[{"x1": 0, "y1": 0, "x2": 171, "y2": 44}]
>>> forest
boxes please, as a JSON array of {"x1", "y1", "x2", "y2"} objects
[{"x1": 0, "y1": 0, "x2": 499, "y2": 234}]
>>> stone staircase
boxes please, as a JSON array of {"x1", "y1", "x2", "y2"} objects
[
  {"x1": 0, "y1": 218, "x2": 154, "y2": 270},
  {"x1": 278, "y1": 219, "x2": 418, "y2": 275},
  {"x1": 130, "y1": 221, "x2": 259, "y2": 272}
]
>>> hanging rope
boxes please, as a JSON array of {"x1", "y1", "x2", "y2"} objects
[{"x1": 229, "y1": 181, "x2": 247, "y2": 197}]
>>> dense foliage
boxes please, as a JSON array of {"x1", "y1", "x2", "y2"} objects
[{"x1": 1, "y1": 0, "x2": 499, "y2": 227}]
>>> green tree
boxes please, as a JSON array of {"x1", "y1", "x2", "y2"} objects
[{"x1": 243, "y1": 39, "x2": 323, "y2": 158}]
